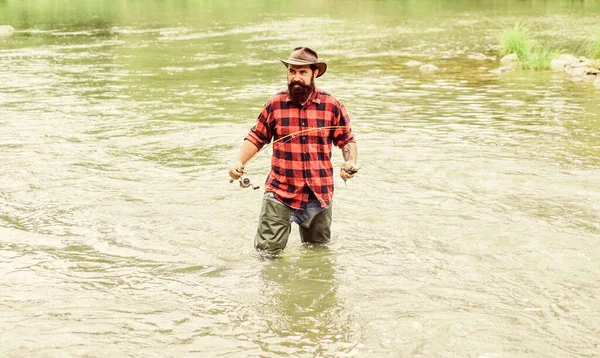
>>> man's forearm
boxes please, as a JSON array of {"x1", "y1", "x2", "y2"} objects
[
  {"x1": 342, "y1": 142, "x2": 357, "y2": 164},
  {"x1": 237, "y1": 140, "x2": 260, "y2": 167}
]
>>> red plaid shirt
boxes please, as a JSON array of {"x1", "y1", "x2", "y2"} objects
[{"x1": 245, "y1": 86, "x2": 355, "y2": 210}]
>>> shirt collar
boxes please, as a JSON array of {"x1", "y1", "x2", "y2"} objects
[{"x1": 286, "y1": 86, "x2": 322, "y2": 106}]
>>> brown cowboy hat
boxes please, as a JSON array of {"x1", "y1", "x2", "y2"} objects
[{"x1": 279, "y1": 46, "x2": 327, "y2": 77}]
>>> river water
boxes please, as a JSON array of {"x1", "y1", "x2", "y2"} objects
[{"x1": 1, "y1": 1, "x2": 599, "y2": 357}]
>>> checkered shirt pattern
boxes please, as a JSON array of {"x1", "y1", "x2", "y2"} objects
[{"x1": 245, "y1": 86, "x2": 355, "y2": 210}]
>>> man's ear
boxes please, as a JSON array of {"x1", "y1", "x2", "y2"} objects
[{"x1": 313, "y1": 68, "x2": 319, "y2": 79}]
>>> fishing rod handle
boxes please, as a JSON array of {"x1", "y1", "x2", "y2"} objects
[{"x1": 229, "y1": 166, "x2": 245, "y2": 183}]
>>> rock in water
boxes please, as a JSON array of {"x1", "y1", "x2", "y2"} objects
[
  {"x1": 556, "y1": 54, "x2": 580, "y2": 65},
  {"x1": 550, "y1": 58, "x2": 568, "y2": 71},
  {"x1": 499, "y1": 53, "x2": 519, "y2": 65},
  {"x1": 0, "y1": 25, "x2": 15, "y2": 37},
  {"x1": 594, "y1": 77, "x2": 600, "y2": 88},
  {"x1": 565, "y1": 66, "x2": 589, "y2": 77},
  {"x1": 405, "y1": 60, "x2": 423, "y2": 67},
  {"x1": 419, "y1": 64, "x2": 438, "y2": 73}
]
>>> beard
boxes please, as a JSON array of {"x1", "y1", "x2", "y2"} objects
[{"x1": 288, "y1": 80, "x2": 314, "y2": 104}]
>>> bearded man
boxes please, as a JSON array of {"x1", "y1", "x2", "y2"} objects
[{"x1": 229, "y1": 46, "x2": 358, "y2": 254}]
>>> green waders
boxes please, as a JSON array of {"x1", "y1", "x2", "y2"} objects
[{"x1": 254, "y1": 192, "x2": 332, "y2": 253}]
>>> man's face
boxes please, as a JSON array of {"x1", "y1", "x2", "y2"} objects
[
  {"x1": 287, "y1": 65, "x2": 317, "y2": 104},
  {"x1": 287, "y1": 64, "x2": 316, "y2": 86}
]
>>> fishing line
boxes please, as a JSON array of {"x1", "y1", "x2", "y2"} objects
[
  {"x1": 230, "y1": 125, "x2": 357, "y2": 188},
  {"x1": 247, "y1": 125, "x2": 350, "y2": 166}
]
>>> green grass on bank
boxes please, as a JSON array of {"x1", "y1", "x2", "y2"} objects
[
  {"x1": 498, "y1": 24, "x2": 554, "y2": 70},
  {"x1": 524, "y1": 48, "x2": 555, "y2": 70},
  {"x1": 498, "y1": 24, "x2": 583, "y2": 71},
  {"x1": 499, "y1": 25, "x2": 600, "y2": 70},
  {"x1": 499, "y1": 24, "x2": 530, "y2": 61}
]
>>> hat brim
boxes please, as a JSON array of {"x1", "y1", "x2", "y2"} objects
[{"x1": 280, "y1": 59, "x2": 327, "y2": 78}]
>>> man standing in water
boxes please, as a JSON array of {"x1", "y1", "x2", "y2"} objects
[{"x1": 229, "y1": 47, "x2": 358, "y2": 254}]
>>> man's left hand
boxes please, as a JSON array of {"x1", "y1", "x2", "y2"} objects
[{"x1": 341, "y1": 162, "x2": 359, "y2": 181}]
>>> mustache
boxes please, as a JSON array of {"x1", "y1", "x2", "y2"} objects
[{"x1": 289, "y1": 80, "x2": 310, "y2": 87}]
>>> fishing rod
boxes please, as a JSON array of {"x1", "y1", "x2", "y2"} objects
[{"x1": 230, "y1": 125, "x2": 359, "y2": 188}]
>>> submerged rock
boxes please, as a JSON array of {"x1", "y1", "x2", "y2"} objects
[
  {"x1": 405, "y1": 60, "x2": 423, "y2": 67},
  {"x1": 0, "y1": 25, "x2": 15, "y2": 37},
  {"x1": 489, "y1": 66, "x2": 513, "y2": 75},
  {"x1": 467, "y1": 53, "x2": 496, "y2": 61},
  {"x1": 419, "y1": 64, "x2": 438, "y2": 73}
]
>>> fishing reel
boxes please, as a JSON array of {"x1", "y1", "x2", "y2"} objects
[
  {"x1": 229, "y1": 166, "x2": 260, "y2": 190},
  {"x1": 237, "y1": 177, "x2": 260, "y2": 190},
  {"x1": 229, "y1": 176, "x2": 260, "y2": 190}
]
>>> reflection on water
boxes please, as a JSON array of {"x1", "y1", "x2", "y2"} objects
[{"x1": 258, "y1": 246, "x2": 356, "y2": 356}]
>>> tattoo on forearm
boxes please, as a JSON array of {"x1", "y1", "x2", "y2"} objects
[
  {"x1": 342, "y1": 145, "x2": 350, "y2": 161},
  {"x1": 342, "y1": 143, "x2": 356, "y2": 162}
]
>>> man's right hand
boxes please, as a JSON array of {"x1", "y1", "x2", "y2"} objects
[{"x1": 228, "y1": 161, "x2": 246, "y2": 180}]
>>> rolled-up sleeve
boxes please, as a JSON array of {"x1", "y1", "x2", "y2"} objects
[
  {"x1": 244, "y1": 102, "x2": 273, "y2": 150},
  {"x1": 332, "y1": 102, "x2": 355, "y2": 148}
]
